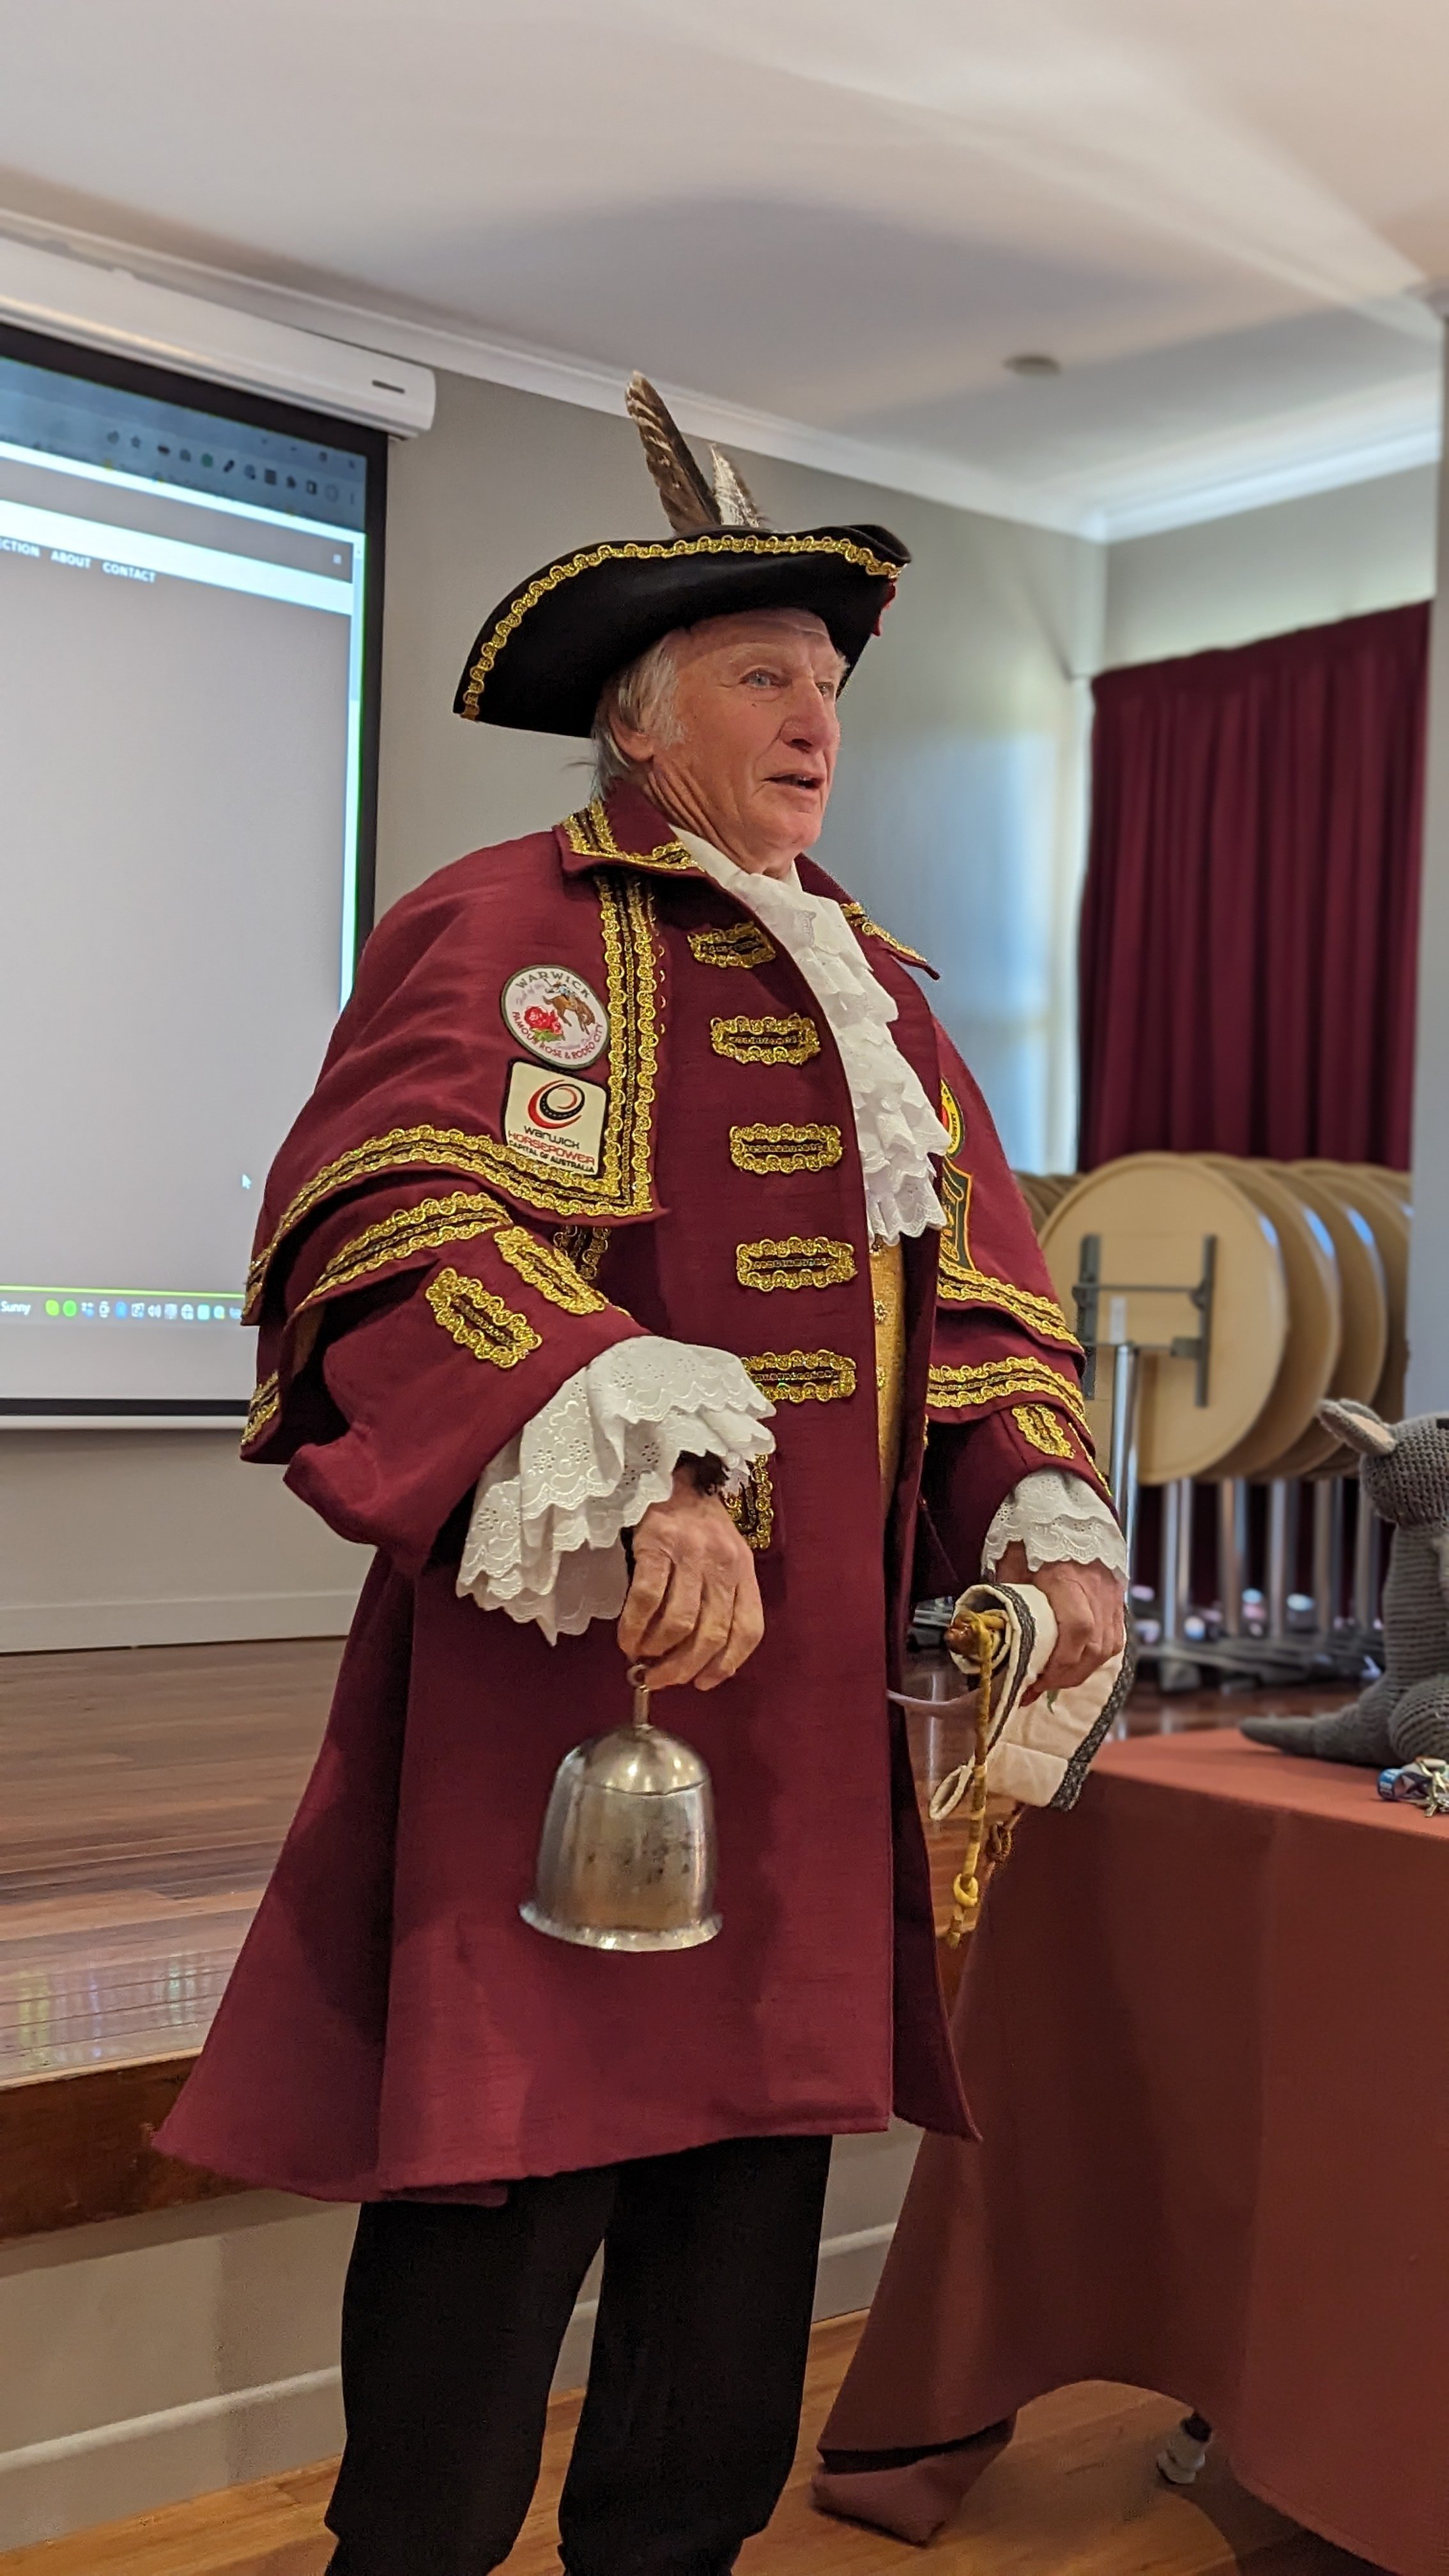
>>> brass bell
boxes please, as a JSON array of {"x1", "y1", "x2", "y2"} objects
[{"x1": 520, "y1": 1662, "x2": 722, "y2": 1952}]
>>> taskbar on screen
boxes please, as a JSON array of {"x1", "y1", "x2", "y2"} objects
[{"x1": 0, "y1": 1286, "x2": 244, "y2": 1327}]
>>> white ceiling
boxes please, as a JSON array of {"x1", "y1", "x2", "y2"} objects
[{"x1": 1, "y1": 0, "x2": 1445, "y2": 535}]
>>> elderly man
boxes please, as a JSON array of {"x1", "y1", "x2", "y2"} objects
[{"x1": 160, "y1": 381, "x2": 1126, "y2": 2576}]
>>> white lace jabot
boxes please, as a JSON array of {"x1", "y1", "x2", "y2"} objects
[
  {"x1": 675, "y1": 831, "x2": 949, "y2": 1248},
  {"x1": 455, "y1": 828, "x2": 1125, "y2": 1634}
]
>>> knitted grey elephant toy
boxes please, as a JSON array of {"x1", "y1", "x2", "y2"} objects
[{"x1": 1242, "y1": 1398, "x2": 1449, "y2": 1766}]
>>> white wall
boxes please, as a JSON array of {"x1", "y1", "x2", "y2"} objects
[
  {"x1": 0, "y1": 366, "x2": 1100, "y2": 1655},
  {"x1": 0, "y1": 2129, "x2": 919, "y2": 2547},
  {"x1": 0, "y1": 1431, "x2": 361, "y2": 1653},
  {"x1": 1102, "y1": 463, "x2": 1436, "y2": 670}
]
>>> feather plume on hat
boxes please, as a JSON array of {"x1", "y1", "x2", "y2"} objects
[
  {"x1": 453, "y1": 372, "x2": 907, "y2": 735},
  {"x1": 624, "y1": 375, "x2": 770, "y2": 533}
]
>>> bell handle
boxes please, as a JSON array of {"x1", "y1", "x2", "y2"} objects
[{"x1": 627, "y1": 1659, "x2": 655, "y2": 1733}]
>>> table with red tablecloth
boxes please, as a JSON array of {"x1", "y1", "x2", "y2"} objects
[{"x1": 814, "y1": 1729, "x2": 1449, "y2": 2576}]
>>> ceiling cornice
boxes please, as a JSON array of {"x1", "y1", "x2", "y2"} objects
[
  {"x1": 0, "y1": 206, "x2": 1086, "y2": 535},
  {"x1": 0, "y1": 204, "x2": 1439, "y2": 549},
  {"x1": 1078, "y1": 371, "x2": 1442, "y2": 542}
]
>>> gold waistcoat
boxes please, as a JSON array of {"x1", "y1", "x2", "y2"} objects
[{"x1": 870, "y1": 1240, "x2": 907, "y2": 1514}]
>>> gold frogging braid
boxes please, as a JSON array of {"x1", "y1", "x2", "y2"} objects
[
  {"x1": 562, "y1": 799, "x2": 694, "y2": 873},
  {"x1": 743, "y1": 1349, "x2": 857, "y2": 1404},
  {"x1": 710, "y1": 1014, "x2": 820, "y2": 1066},
  {"x1": 729, "y1": 1123, "x2": 842, "y2": 1175},
  {"x1": 295, "y1": 1190, "x2": 508, "y2": 1312},
  {"x1": 459, "y1": 535, "x2": 903, "y2": 721},
  {"x1": 493, "y1": 1227, "x2": 608, "y2": 1314},
  {"x1": 736, "y1": 1237, "x2": 856, "y2": 1292},
  {"x1": 425, "y1": 1270, "x2": 540, "y2": 1368},
  {"x1": 552, "y1": 1225, "x2": 609, "y2": 1285},
  {"x1": 928, "y1": 1357, "x2": 1087, "y2": 1420},
  {"x1": 934, "y1": 1096, "x2": 1079, "y2": 1350},
  {"x1": 1012, "y1": 1402, "x2": 1076, "y2": 1459},
  {"x1": 689, "y1": 921, "x2": 776, "y2": 970},
  {"x1": 245, "y1": 873, "x2": 661, "y2": 1315},
  {"x1": 937, "y1": 1254, "x2": 1080, "y2": 1347},
  {"x1": 724, "y1": 1458, "x2": 776, "y2": 1550},
  {"x1": 839, "y1": 900, "x2": 931, "y2": 970},
  {"x1": 240, "y1": 1372, "x2": 281, "y2": 1451}
]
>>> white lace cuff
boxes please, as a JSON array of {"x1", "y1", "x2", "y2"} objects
[
  {"x1": 456, "y1": 1337, "x2": 776, "y2": 1644},
  {"x1": 982, "y1": 1469, "x2": 1127, "y2": 1579}
]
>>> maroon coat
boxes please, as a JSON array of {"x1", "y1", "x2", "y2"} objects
[{"x1": 159, "y1": 785, "x2": 1101, "y2": 2198}]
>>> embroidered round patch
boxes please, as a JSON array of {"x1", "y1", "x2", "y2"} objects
[{"x1": 502, "y1": 965, "x2": 609, "y2": 1069}]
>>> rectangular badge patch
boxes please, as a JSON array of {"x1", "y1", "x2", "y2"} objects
[{"x1": 502, "y1": 1059, "x2": 608, "y2": 1176}]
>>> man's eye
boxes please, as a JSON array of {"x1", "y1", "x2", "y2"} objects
[{"x1": 743, "y1": 668, "x2": 777, "y2": 687}]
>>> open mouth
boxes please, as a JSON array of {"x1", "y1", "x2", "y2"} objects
[{"x1": 770, "y1": 772, "x2": 825, "y2": 792}]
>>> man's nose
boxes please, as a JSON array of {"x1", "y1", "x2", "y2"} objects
[{"x1": 783, "y1": 685, "x2": 838, "y2": 749}]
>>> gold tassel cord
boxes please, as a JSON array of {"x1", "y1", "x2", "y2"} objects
[{"x1": 939, "y1": 1603, "x2": 1009, "y2": 1948}]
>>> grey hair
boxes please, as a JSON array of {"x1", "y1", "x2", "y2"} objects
[{"x1": 592, "y1": 629, "x2": 686, "y2": 795}]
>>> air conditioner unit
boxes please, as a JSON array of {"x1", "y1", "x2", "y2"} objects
[{"x1": 0, "y1": 233, "x2": 435, "y2": 437}]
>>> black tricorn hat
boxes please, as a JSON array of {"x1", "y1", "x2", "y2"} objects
[{"x1": 454, "y1": 376, "x2": 909, "y2": 740}]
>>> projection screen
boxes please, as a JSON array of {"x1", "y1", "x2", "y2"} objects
[{"x1": 0, "y1": 319, "x2": 386, "y2": 1424}]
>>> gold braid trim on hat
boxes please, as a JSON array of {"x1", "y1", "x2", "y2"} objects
[{"x1": 459, "y1": 533, "x2": 901, "y2": 721}]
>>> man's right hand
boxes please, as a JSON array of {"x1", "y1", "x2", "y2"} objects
[{"x1": 617, "y1": 1465, "x2": 765, "y2": 1690}]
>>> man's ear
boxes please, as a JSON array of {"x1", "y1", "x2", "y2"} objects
[{"x1": 1319, "y1": 1397, "x2": 1397, "y2": 1457}]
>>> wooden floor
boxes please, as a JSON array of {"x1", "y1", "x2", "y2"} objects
[
  {"x1": 0, "y1": 1636, "x2": 1348, "y2": 2087},
  {"x1": 0, "y1": 2313, "x2": 1377, "y2": 2576},
  {"x1": 0, "y1": 1640, "x2": 339, "y2": 2086}
]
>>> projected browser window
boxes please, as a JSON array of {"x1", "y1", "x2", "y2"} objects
[{"x1": 0, "y1": 344, "x2": 378, "y2": 1415}]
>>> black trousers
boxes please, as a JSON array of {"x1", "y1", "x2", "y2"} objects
[{"x1": 324, "y1": 2132, "x2": 832, "y2": 2576}]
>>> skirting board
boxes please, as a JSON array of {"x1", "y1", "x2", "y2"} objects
[
  {"x1": 0, "y1": 1588, "x2": 362, "y2": 1653},
  {"x1": 0, "y1": 2219, "x2": 894, "y2": 2549}
]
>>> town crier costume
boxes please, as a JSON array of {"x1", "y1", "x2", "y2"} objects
[{"x1": 160, "y1": 379, "x2": 1125, "y2": 2576}]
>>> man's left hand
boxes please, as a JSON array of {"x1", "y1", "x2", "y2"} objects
[{"x1": 992, "y1": 1542, "x2": 1126, "y2": 1701}]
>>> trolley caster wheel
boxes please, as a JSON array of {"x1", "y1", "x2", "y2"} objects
[{"x1": 1157, "y1": 2412, "x2": 1212, "y2": 2487}]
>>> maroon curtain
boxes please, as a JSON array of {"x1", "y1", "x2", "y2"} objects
[{"x1": 1078, "y1": 603, "x2": 1429, "y2": 1168}]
